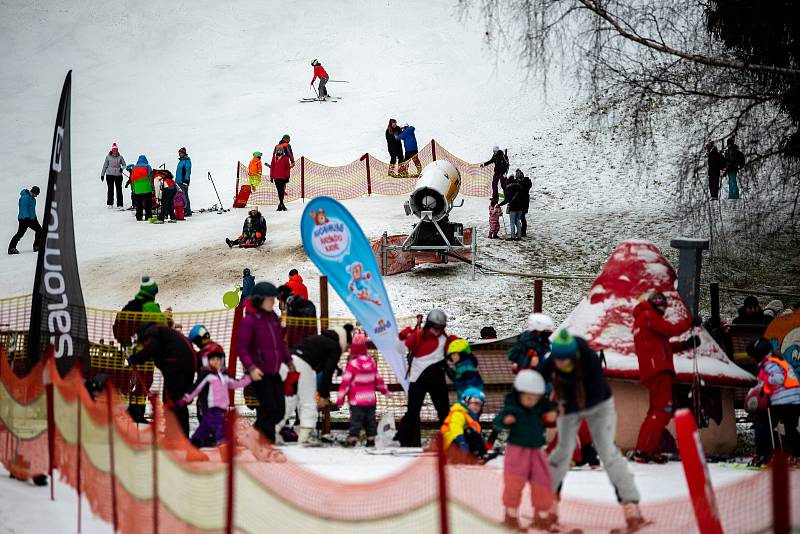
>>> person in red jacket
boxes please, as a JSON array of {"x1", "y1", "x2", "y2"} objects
[
  {"x1": 285, "y1": 269, "x2": 309, "y2": 300},
  {"x1": 394, "y1": 308, "x2": 459, "y2": 447},
  {"x1": 310, "y1": 59, "x2": 330, "y2": 100},
  {"x1": 270, "y1": 145, "x2": 292, "y2": 212},
  {"x1": 632, "y1": 291, "x2": 700, "y2": 463}
]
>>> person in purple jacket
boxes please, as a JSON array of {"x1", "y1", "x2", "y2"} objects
[{"x1": 237, "y1": 281, "x2": 296, "y2": 443}]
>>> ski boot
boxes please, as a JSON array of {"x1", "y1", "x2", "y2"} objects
[
  {"x1": 225, "y1": 238, "x2": 234, "y2": 248},
  {"x1": 343, "y1": 436, "x2": 359, "y2": 448},
  {"x1": 8, "y1": 248, "x2": 19, "y2": 255},
  {"x1": 629, "y1": 450, "x2": 666, "y2": 464},
  {"x1": 532, "y1": 512, "x2": 559, "y2": 532},
  {"x1": 502, "y1": 510, "x2": 524, "y2": 532},
  {"x1": 365, "y1": 437, "x2": 375, "y2": 448}
]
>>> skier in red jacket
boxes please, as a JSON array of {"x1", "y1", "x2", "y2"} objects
[
  {"x1": 310, "y1": 59, "x2": 330, "y2": 100},
  {"x1": 631, "y1": 292, "x2": 699, "y2": 463}
]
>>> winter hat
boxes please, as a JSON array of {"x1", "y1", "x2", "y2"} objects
[
  {"x1": 515, "y1": 168, "x2": 524, "y2": 179},
  {"x1": 527, "y1": 313, "x2": 556, "y2": 333},
  {"x1": 243, "y1": 268, "x2": 251, "y2": 277},
  {"x1": 492, "y1": 145, "x2": 500, "y2": 152},
  {"x1": 349, "y1": 333, "x2": 368, "y2": 357},
  {"x1": 253, "y1": 151, "x2": 262, "y2": 158},
  {"x1": 764, "y1": 300, "x2": 784, "y2": 317},
  {"x1": 550, "y1": 329, "x2": 578, "y2": 360},
  {"x1": 514, "y1": 369, "x2": 545, "y2": 394},
  {"x1": 111, "y1": 143, "x2": 118, "y2": 151},
  {"x1": 178, "y1": 147, "x2": 187, "y2": 155},
  {"x1": 480, "y1": 326, "x2": 497, "y2": 339},
  {"x1": 743, "y1": 295, "x2": 760, "y2": 308},
  {"x1": 281, "y1": 134, "x2": 290, "y2": 141},
  {"x1": 289, "y1": 268, "x2": 299, "y2": 277},
  {"x1": 140, "y1": 275, "x2": 158, "y2": 296},
  {"x1": 746, "y1": 336, "x2": 773, "y2": 362},
  {"x1": 30, "y1": 186, "x2": 40, "y2": 195}
]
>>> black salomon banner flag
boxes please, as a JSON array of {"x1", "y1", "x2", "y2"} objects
[{"x1": 28, "y1": 71, "x2": 89, "y2": 377}]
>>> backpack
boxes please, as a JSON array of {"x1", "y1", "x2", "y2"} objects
[{"x1": 113, "y1": 298, "x2": 144, "y2": 347}]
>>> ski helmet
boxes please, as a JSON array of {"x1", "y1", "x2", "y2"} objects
[
  {"x1": 461, "y1": 387, "x2": 485, "y2": 405},
  {"x1": 426, "y1": 308, "x2": 447, "y2": 326},
  {"x1": 527, "y1": 313, "x2": 556, "y2": 333},
  {"x1": 447, "y1": 338, "x2": 471, "y2": 354},
  {"x1": 513, "y1": 369, "x2": 545, "y2": 394},
  {"x1": 311, "y1": 59, "x2": 320, "y2": 66},
  {"x1": 188, "y1": 324, "x2": 210, "y2": 347}
]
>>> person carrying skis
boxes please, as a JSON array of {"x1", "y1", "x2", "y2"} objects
[
  {"x1": 175, "y1": 147, "x2": 192, "y2": 216},
  {"x1": 386, "y1": 118, "x2": 404, "y2": 176},
  {"x1": 542, "y1": 329, "x2": 646, "y2": 532},
  {"x1": 101, "y1": 143, "x2": 126, "y2": 208},
  {"x1": 130, "y1": 155, "x2": 154, "y2": 221},
  {"x1": 632, "y1": 291, "x2": 699, "y2": 464},
  {"x1": 394, "y1": 308, "x2": 458, "y2": 447},
  {"x1": 481, "y1": 146, "x2": 510, "y2": 199},
  {"x1": 445, "y1": 338, "x2": 484, "y2": 399},
  {"x1": 337, "y1": 332, "x2": 391, "y2": 447},
  {"x1": 310, "y1": 59, "x2": 330, "y2": 100},
  {"x1": 7, "y1": 186, "x2": 41, "y2": 255},
  {"x1": 705, "y1": 140, "x2": 725, "y2": 200},
  {"x1": 396, "y1": 124, "x2": 422, "y2": 177},
  {"x1": 494, "y1": 370, "x2": 557, "y2": 532},
  {"x1": 441, "y1": 387, "x2": 490, "y2": 463}
]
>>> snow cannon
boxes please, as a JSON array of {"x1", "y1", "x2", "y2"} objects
[
  {"x1": 377, "y1": 160, "x2": 477, "y2": 279},
  {"x1": 404, "y1": 160, "x2": 462, "y2": 222}
]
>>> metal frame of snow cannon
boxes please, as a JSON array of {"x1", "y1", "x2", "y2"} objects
[{"x1": 381, "y1": 160, "x2": 477, "y2": 280}]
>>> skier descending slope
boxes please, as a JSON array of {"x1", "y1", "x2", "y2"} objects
[{"x1": 310, "y1": 59, "x2": 330, "y2": 100}]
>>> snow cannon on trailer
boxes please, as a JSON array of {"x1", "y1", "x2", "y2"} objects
[{"x1": 375, "y1": 160, "x2": 477, "y2": 279}]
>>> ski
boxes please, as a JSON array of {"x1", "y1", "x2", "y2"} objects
[
  {"x1": 299, "y1": 97, "x2": 342, "y2": 103},
  {"x1": 609, "y1": 520, "x2": 654, "y2": 534}
]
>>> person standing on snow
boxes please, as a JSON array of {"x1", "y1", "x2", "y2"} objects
[
  {"x1": 277, "y1": 284, "x2": 317, "y2": 350},
  {"x1": 130, "y1": 155, "x2": 154, "y2": 221},
  {"x1": 542, "y1": 329, "x2": 646, "y2": 532},
  {"x1": 248, "y1": 151, "x2": 266, "y2": 192},
  {"x1": 237, "y1": 282, "x2": 296, "y2": 445},
  {"x1": 705, "y1": 140, "x2": 725, "y2": 201},
  {"x1": 8, "y1": 186, "x2": 41, "y2": 255},
  {"x1": 270, "y1": 145, "x2": 292, "y2": 211},
  {"x1": 515, "y1": 169, "x2": 532, "y2": 237},
  {"x1": 386, "y1": 119, "x2": 404, "y2": 176},
  {"x1": 394, "y1": 308, "x2": 458, "y2": 447},
  {"x1": 631, "y1": 291, "x2": 699, "y2": 463},
  {"x1": 310, "y1": 59, "x2": 330, "y2": 100},
  {"x1": 481, "y1": 146, "x2": 510, "y2": 199},
  {"x1": 285, "y1": 269, "x2": 309, "y2": 300},
  {"x1": 273, "y1": 134, "x2": 296, "y2": 165},
  {"x1": 175, "y1": 147, "x2": 192, "y2": 216},
  {"x1": 723, "y1": 137, "x2": 744, "y2": 200},
  {"x1": 396, "y1": 124, "x2": 422, "y2": 177},
  {"x1": 101, "y1": 143, "x2": 126, "y2": 209}
]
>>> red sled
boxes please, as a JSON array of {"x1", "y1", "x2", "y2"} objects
[{"x1": 233, "y1": 185, "x2": 251, "y2": 208}]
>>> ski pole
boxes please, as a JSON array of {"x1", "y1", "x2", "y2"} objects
[
  {"x1": 767, "y1": 407, "x2": 776, "y2": 451},
  {"x1": 207, "y1": 171, "x2": 225, "y2": 212},
  {"x1": 328, "y1": 80, "x2": 350, "y2": 83}
]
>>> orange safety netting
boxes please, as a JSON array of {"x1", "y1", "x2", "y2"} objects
[{"x1": 238, "y1": 140, "x2": 494, "y2": 206}]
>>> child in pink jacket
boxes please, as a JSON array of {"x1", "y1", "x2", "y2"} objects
[
  {"x1": 337, "y1": 333, "x2": 391, "y2": 447},
  {"x1": 180, "y1": 352, "x2": 251, "y2": 447},
  {"x1": 488, "y1": 197, "x2": 502, "y2": 238}
]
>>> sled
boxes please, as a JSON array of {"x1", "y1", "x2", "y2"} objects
[{"x1": 233, "y1": 185, "x2": 251, "y2": 208}]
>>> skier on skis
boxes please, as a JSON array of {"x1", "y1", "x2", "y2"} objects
[
  {"x1": 310, "y1": 59, "x2": 330, "y2": 100},
  {"x1": 543, "y1": 329, "x2": 646, "y2": 532},
  {"x1": 631, "y1": 291, "x2": 699, "y2": 464}
]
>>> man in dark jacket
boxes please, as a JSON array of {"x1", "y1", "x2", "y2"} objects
[
  {"x1": 285, "y1": 324, "x2": 353, "y2": 444},
  {"x1": 128, "y1": 322, "x2": 198, "y2": 437},
  {"x1": 8, "y1": 186, "x2": 41, "y2": 255},
  {"x1": 542, "y1": 329, "x2": 645, "y2": 532},
  {"x1": 731, "y1": 295, "x2": 773, "y2": 325},
  {"x1": 500, "y1": 174, "x2": 531, "y2": 240},
  {"x1": 175, "y1": 147, "x2": 192, "y2": 216},
  {"x1": 278, "y1": 284, "x2": 318, "y2": 349},
  {"x1": 705, "y1": 141, "x2": 725, "y2": 200},
  {"x1": 512, "y1": 169, "x2": 532, "y2": 237},
  {"x1": 631, "y1": 292, "x2": 698, "y2": 463},
  {"x1": 481, "y1": 146, "x2": 509, "y2": 199}
]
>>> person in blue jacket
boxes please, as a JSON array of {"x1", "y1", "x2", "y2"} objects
[
  {"x1": 396, "y1": 124, "x2": 422, "y2": 177},
  {"x1": 8, "y1": 186, "x2": 41, "y2": 255},
  {"x1": 176, "y1": 147, "x2": 192, "y2": 216}
]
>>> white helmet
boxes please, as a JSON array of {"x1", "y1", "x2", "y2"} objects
[
  {"x1": 527, "y1": 313, "x2": 556, "y2": 332},
  {"x1": 514, "y1": 369, "x2": 545, "y2": 394},
  {"x1": 426, "y1": 308, "x2": 448, "y2": 326}
]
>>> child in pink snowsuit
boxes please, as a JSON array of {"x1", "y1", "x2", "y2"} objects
[
  {"x1": 173, "y1": 189, "x2": 187, "y2": 220},
  {"x1": 488, "y1": 197, "x2": 502, "y2": 239},
  {"x1": 337, "y1": 333, "x2": 391, "y2": 447},
  {"x1": 181, "y1": 353, "x2": 251, "y2": 447}
]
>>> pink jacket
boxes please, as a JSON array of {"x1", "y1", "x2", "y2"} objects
[
  {"x1": 337, "y1": 355, "x2": 390, "y2": 407},
  {"x1": 173, "y1": 190, "x2": 187, "y2": 208},
  {"x1": 489, "y1": 204, "x2": 502, "y2": 232},
  {"x1": 183, "y1": 371, "x2": 251, "y2": 410}
]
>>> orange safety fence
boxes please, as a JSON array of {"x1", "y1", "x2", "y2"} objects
[
  {"x1": 237, "y1": 139, "x2": 494, "y2": 206},
  {"x1": 1, "y1": 355, "x2": 799, "y2": 533}
]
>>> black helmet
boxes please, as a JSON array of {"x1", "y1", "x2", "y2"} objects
[
  {"x1": 311, "y1": 59, "x2": 320, "y2": 66},
  {"x1": 277, "y1": 284, "x2": 293, "y2": 303}
]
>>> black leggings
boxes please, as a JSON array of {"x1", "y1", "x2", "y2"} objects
[
  {"x1": 389, "y1": 151, "x2": 404, "y2": 165},
  {"x1": 9, "y1": 219, "x2": 42, "y2": 251},
  {"x1": 395, "y1": 362, "x2": 450, "y2": 446},
  {"x1": 274, "y1": 179, "x2": 288, "y2": 206},
  {"x1": 106, "y1": 175, "x2": 124, "y2": 207},
  {"x1": 162, "y1": 369, "x2": 196, "y2": 438},
  {"x1": 251, "y1": 373, "x2": 285, "y2": 443}
]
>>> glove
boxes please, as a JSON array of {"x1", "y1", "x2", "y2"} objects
[
  {"x1": 283, "y1": 371, "x2": 300, "y2": 396},
  {"x1": 176, "y1": 396, "x2": 189, "y2": 408},
  {"x1": 683, "y1": 335, "x2": 702, "y2": 349}
]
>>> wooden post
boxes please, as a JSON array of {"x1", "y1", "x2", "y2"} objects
[
  {"x1": 436, "y1": 433, "x2": 450, "y2": 534},
  {"x1": 534, "y1": 279, "x2": 543, "y2": 313},
  {"x1": 431, "y1": 139, "x2": 437, "y2": 162},
  {"x1": 320, "y1": 276, "x2": 329, "y2": 332},
  {"x1": 360, "y1": 153, "x2": 372, "y2": 196},
  {"x1": 300, "y1": 156, "x2": 306, "y2": 201}
]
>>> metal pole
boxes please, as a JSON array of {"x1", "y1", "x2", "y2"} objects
[
  {"x1": 381, "y1": 232, "x2": 388, "y2": 276},
  {"x1": 208, "y1": 171, "x2": 225, "y2": 211},
  {"x1": 151, "y1": 394, "x2": 159, "y2": 534},
  {"x1": 471, "y1": 228, "x2": 477, "y2": 281}
]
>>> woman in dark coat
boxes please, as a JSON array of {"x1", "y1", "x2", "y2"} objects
[{"x1": 386, "y1": 119, "x2": 404, "y2": 176}]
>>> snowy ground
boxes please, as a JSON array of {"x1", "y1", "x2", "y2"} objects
[{"x1": 0, "y1": 455, "x2": 757, "y2": 534}]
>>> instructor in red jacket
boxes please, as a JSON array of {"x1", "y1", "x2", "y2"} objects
[
  {"x1": 310, "y1": 59, "x2": 330, "y2": 100},
  {"x1": 632, "y1": 292, "x2": 699, "y2": 463}
]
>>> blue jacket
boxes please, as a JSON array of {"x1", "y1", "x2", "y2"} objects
[
  {"x1": 176, "y1": 155, "x2": 192, "y2": 185},
  {"x1": 135, "y1": 155, "x2": 152, "y2": 172},
  {"x1": 241, "y1": 275, "x2": 256, "y2": 299},
  {"x1": 396, "y1": 126, "x2": 418, "y2": 153},
  {"x1": 17, "y1": 189, "x2": 37, "y2": 220}
]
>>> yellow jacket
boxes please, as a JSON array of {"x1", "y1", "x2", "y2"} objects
[{"x1": 441, "y1": 403, "x2": 481, "y2": 450}]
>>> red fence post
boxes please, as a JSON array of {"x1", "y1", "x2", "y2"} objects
[
  {"x1": 534, "y1": 280, "x2": 543, "y2": 313},
  {"x1": 436, "y1": 433, "x2": 449, "y2": 534},
  {"x1": 772, "y1": 451, "x2": 789, "y2": 534},
  {"x1": 46, "y1": 381, "x2": 55, "y2": 501},
  {"x1": 225, "y1": 411, "x2": 237, "y2": 534},
  {"x1": 77, "y1": 393, "x2": 82, "y2": 534},
  {"x1": 234, "y1": 161, "x2": 240, "y2": 201},
  {"x1": 300, "y1": 156, "x2": 306, "y2": 200},
  {"x1": 106, "y1": 389, "x2": 119, "y2": 533},
  {"x1": 150, "y1": 394, "x2": 159, "y2": 534},
  {"x1": 227, "y1": 305, "x2": 244, "y2": 406},
  {"x1": 319, "y1": 276, "x2": 329, "y2": 332},
  {"x1": 431, "y1": 139, "x2": 437, "y2": 162},
  {"x1": 361, "y1": 153, "x2": 372, "y2": 196}
]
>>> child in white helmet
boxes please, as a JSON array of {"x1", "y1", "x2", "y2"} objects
[{"x1": 493, "y1": 369, "x2": 558, "y2": 532}]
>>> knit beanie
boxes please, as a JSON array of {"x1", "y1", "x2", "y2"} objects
[
  {"x1": 350, "y1": 333, "x2": 368, "y2": 356},
  {"x1": 550, "y1": 329, "x2": 578, "y2": 360},
  {"x1": 140, "y1": 275, "x2": 158, "y2": 296}
]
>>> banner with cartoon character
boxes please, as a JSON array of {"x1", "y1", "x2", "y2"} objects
[{"x1": 301, "y1": 197, "x2": 408, "y2": 389}]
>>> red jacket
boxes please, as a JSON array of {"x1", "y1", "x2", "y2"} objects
[
  {"x1": 286, "y1": 274, "x2": 309, "y2": 300},
  {"x1": 399, "y1": 326, "x2": 457, "y2": 358},
  {"x1": 632, "y1": 300, "x2": 691, "y2": 382},
  {"x1": 311, "y1": 64, "x2": 329, "y2": 83},
  {"x1": 270, "y1": 154, "x2": 291, "y2": 180}
]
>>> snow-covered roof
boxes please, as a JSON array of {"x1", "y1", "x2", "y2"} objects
[{"x1": 562, "y1": 240, "x2": 755, "y2": 386}]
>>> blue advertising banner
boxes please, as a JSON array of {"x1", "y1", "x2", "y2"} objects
[{"x1": 301, "y1": 197, "x2": 407, "y2": 390}]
